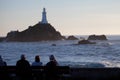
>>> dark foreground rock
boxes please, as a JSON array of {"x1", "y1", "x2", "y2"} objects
[
  {"x1": 5, "y1": 23, "x2": 63, "y2": 42},
  {"x1": 78, "y1": 40, "x2": 96, "y2": 44},
  {"x1": 88, "y1": 35, "x2": 107, "y2": 40},
  {"x1": 66, "y1": 35, "x2": 78, "y2": 40}
]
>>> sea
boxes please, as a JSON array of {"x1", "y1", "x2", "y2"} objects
[{"x1": 0, "y1": 35, "x2": 120, "y2": 68}]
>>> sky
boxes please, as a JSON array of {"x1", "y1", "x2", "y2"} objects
[{"x1": 0, "y1": 0, "x2": 120, "y2": 36}]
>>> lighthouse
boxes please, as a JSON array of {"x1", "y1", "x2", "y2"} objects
[{"x1": 41, "y1": 8, "x2": 48, "y2": 24}]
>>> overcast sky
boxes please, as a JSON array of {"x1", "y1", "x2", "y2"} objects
[{"x1": 0, "y1": 0, "x2": 120, "y2": 36}]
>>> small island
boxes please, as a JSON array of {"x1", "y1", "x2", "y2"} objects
[
  {"x1": 5, "y1": 23, "x2": 63, "y2": 42},
  {"x1": 66, "y1": 35, "x2": 78, "y2": 40},
  {"x1": 87, "y1": 35, "x2": 107, "y2": 40},
  {"x1": 4, "y1": 8, "x2": 64, "y2": 42},
  {"x1": 78, "y1": 40, "x2": 96, "y2": 44}
]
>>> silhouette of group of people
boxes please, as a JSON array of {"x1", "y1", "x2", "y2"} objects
[{"x1": 0, "y1": 54, "x2": 58, "y2": 80}]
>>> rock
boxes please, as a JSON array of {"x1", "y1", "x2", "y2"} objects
[
  {"x1": 51, "y1": 44, "x2": 56, "y2": 46},
  {"x1": 66, "y1": 35, "x2": 78, "y2": 40},
  {"x1": 5, "y1": 23, "x2": 63, "y2": 42},
  {"x1": 88, "y1": 35, "x2": 107, "y2": 40},
  {"x1": 61, "y1": 36, "x2": 66, "y2": 40},
  {"x1": 0, "y1": 37, "x2": 5, "y2": 42},
  {"x1": 80, "y1": 37, "x2": 85, "y2": 40},
  {"x1": 78, "y1": 40, "x2": 96, "y2": 44}
]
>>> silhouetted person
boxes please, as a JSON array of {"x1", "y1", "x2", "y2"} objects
[
  {"x1": 0, "y1": 55, "x2": 8, "y2": 80},
  {"x1": 32, "y1": 55, "x2": 43, "y2": 80},
  {"x1": 16, "y1": 54, "x2": 32, "y2": 80},
  {"x1": 49, "y1": 55, "x2": 58, "y2": 65},
  {"x1": 32, "y1": 55, "x2": 43, "y2": 66},
  {"x1": 45, "y1": 55, "x2": 58, "y2": 80},
  {"x1": 0, "y1": 55, "x2": 7, "y2": 66}
]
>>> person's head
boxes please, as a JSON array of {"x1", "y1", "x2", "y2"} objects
[
  {"x1": 49, "y1": 55, "x2": 55, "y2": 61},
  {"x1": 21, "y1": 54, "x2": 25, "y2": 60},
  {"x1": 35, "y1": 55, "x2": 40, "y2": 62}
]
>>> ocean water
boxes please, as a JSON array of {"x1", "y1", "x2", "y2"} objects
[{"x1": 0, "y1": 35, "x2": 120, "y2": 68}]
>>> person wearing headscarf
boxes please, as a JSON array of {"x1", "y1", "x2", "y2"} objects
[{"x1": 45, "y1": 55, "x2": 58, "y2": 80}]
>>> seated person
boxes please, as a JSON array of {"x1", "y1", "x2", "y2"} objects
[
  {"x1": 32, "y1": 55, "x2": 42, "y2": 66},
  {"x1": 0, "y1": 55, "x2": 7, "y2": 66},
  {"x1": 32, "y1": 55, "x2": 43, "y2": 80},
  {"x1": 16, "y1": 54, "x2": 32, "y2": 80},
  {"x1": 45, "y1": 55, "x2": 58, "y2": 80},
  {"x1": 0, "y1": 55, "x2": 8, "y2": 80}
]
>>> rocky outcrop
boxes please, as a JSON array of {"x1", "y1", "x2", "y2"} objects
[
  {"x1": 78, "y1": 40, "x2": 96, "y2": 44},
  {"x1": 66, "y1": 35, "x2": 78, "y2": 40},
  {"x1": 0, "y1": 37, "x2": 5, "y2": 42},
  {"x1": 61, "y1": 36, "x2": 66, "y2": 40},
  {"x1": 88, "y1": 35, "x2": 107, "y2": 40},
  {"x1": 5, "y1": 23, "x2": 63, "y2": 42}
]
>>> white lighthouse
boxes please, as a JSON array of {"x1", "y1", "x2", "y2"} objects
[{"x1": 41, "y1": 8, "x2": 48, "y2": 24}]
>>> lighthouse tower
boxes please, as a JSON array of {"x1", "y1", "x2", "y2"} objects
[{"x1": 41, "y1": 8, "x2": 48, "y2": 24}]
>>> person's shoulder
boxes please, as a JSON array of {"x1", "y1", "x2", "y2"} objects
[
  {"x1": 16, "y1": 60, "x2": 21, "y2": 63},
  {"x1": 40, "y1": 62, "x2": 43, "y2": 64},
  {"x1": 47, "y1": 61, "x2": 51, "y2": 64},
  {"x1": 46, "y1": 61, "x2": 50, "y2": 66},
  {"x1": 32, "y1": 62, "x2": 36, "y2": 66},
  {"x1": 32, "y1": 62, "x2": 43, "y2": 66},
  {"x1": 32, "y1": 62, "x2": 35, "y2": 64},
  {"x1": 0, "y1": 61, "x2": 7, "y2": 66},
  {"x1": 46, "y1": 61, "x2": 55, "y2": 66},
  {"x1": 3, "y1": 61, "x2": 7, "y2": 66},
  {"x1": 38, "y1": 62, "x2": 42, "y2": 65},
  {"x1": 25, "y1": 60, "x2": 30, "y2": 65},
  {"x1": 17, "y1": 60, "x2": 29, "y2": 64},
  {"x1": 25, "y1": 60, "x2": 29, "y2": 62},
  {"x1": 16, "y1": 60, "x2": 22, "y2": 65}
]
